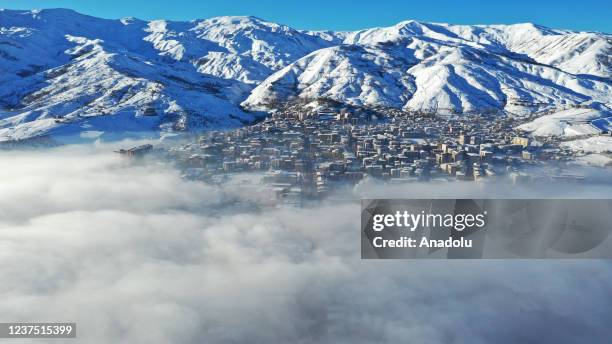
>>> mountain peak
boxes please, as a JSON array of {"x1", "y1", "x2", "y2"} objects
[
  {"x1": 1, "y1": 9, "x2": 610, "y2": 142},
  {"x1": 394, "y1": 19, "x2": 425, "y2": 27},
  {"x1": 21, "y1": 8, "x2": 90, "y2": 19},
  {"x1": 197, "y1": 15, "x2": 278, "y2": 27}
]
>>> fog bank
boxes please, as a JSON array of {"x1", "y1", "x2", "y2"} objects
[{"x1": 0, "y1": 144, "x2": 611, "y2": 343}]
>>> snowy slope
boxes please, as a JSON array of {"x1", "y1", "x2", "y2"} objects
[
  {"x1": 518, "y1": 107, "x2": 612, "y2": 137},
  {"x1": 343, "y1": 21, "x2": 612, "y2": 78},
  {"x1": 244, "y1": 20, "x2": 611, "y2": 114},
  {"x1": 144, "y1": 15, "x2": 335, "y2": 83},
  {"x1": 1, "y1": 9, "x2": 611, "y2": 141},
  {"x1": 562, "y1": 136, "x2": 612, "y2": 153},
  {"x1": 0, "y1": 9, "x2": 333, "y2": 141}
]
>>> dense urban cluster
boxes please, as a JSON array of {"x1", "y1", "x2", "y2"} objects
[{"x1": 163, "y1": 104, "x2": 587, "y2": 203}]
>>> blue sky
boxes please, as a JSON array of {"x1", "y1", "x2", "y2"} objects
[{"x1": 1, "y1": 0, "x2": 610, "y2": 33}]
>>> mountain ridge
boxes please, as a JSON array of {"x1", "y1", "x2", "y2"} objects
[{"x1": 1, "y1": 8, "x2": 610, "y2": 141}]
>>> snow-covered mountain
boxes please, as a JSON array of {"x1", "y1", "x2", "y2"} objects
[
  {"x1": 517, "y1": 107, "x2": 611, "y2": 137},
  {"x1": 243, "y1": 20, "x2": 611, "y2": 114},
  {"x1": 0, "y1": 8, "x2": 334, "y2": 141},
  {"x1": 1, "y1": 9, "x2": 610, "y2": 142}
]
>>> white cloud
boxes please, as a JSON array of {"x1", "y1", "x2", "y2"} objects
[{"x1": 0, "y1": 144, "x2": 611, "y2": 343}]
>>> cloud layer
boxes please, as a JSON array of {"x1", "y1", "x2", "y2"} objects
[{"x1": 0, "y1": 144, "x2": 611, "y2": 343}]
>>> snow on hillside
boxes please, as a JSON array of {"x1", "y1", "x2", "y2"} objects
[
  {"x1": 145, "y1": 15, "x2": 335, "y2": 83},
  {"x1": 555, "y1": 126, "x2": 612, "y2": 167},
  {"x1": 0, "y1": 9, "x2": 333, "y2": 141},
  {"x1": 1, "y1": 8, "x2": 611, "y2": 142},
  {"x1": 518, "y1": 108, "x2": 611, "y2": 137},
  {"x1": 343, "y1": 21, "x2": 612, "y2": 78},
  {"x1": 243, "y1": 44, "x2": 418, "y2": 111},
  {"x1": 243, "y1": 20, "x2": 611, "y2": 113},
  {"x1": 243, "y1": 42, "x2": 611, "y2": 114},
  {"x1": 562, "y1": 136, "x2": 612, "y2": 153}
]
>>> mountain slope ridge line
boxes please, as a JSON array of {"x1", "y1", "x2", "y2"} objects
[{"x1": 0, "y1": 8, "x2": 610, "y2": 141}]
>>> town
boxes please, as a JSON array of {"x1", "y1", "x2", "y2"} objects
[{"x1": 161, "y1": 102, "x2": 592, "y2": 204}]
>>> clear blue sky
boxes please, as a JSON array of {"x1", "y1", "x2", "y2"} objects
[{"x1": 1, "y1": 0, "x2": 610, "y2": 33}]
